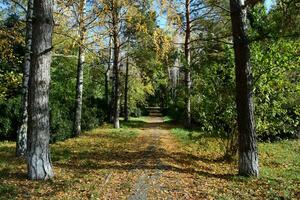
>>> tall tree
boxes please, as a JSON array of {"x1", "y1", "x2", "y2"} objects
[
  {"x1": 73, "y1": 0, "x2": 86, "y2": 137},
  {"x1": 16, "y1": 0, "x2": 33, "y2": 157},
  {"x1": 27, "y1": 0, "x2": 54, "y2": 180},
  {"x1": 124, "y1": 55, "x2": 129, "y2": 121},
  {"x1": 112, "y1": 0, "x2": 120, "y2": 128},
  {"x1": 230, "y1": 0, "x2": 259, "y2": 177},
  {"x1": 105, "y1": 36, "x2": 112, "y2": 121},
  {"x1": 164, "y1": 0, "x2": 212, "y2": 128},
  {"x1": 184, "y1": 0, "x2": 191, "y2": 128}
]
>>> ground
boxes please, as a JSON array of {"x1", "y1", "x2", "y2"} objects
[{"x1": 0, "y1": 116, "x2": 299, "y2": 199}]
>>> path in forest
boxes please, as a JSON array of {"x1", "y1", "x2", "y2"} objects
[
  {"x1": 128, "y1": 115, "x2": 164, "y2": 200},
  {"x1": 124, "y1": 109, "x2": 203, "y2": 199}
]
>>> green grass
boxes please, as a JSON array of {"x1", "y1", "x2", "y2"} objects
[
  {"x1": 171, "y1": 128, "x2": 204, "y2": 143},
  {"x1": 120, "y1": 116, "x2": 148, "y2": 128},
  {"x1": 163, "y1": 116, "x2": 174, "y2": 123}
]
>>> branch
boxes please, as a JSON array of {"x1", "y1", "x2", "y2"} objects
[{"x1": 8, "y1": 0, "x2": 27, "y2": 12}]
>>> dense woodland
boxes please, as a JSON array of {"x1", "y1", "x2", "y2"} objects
[{"x1": 0, "y1": 0, "x2": 299, "y2": 198}]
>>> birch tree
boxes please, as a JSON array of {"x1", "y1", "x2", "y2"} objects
[
  {"x1": 16, "y1": 0, "x2": 33, "y2": 157},
  {"x1": 73, "y1": 0, "x2": 86, "y2": 137}
]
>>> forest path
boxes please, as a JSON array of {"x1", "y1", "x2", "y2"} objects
[{"x1": 123, "y1": 115, "x2": 204, "y2": 200}]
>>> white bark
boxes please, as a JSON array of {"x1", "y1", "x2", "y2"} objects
[{"x1": 16, "y1": 0, "x2": 33, "y2": 157}]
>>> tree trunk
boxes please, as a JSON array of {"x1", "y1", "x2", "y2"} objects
[
  {"x1": 110, "y1": 74, "x2": 115, "y2": 123},
  {"x1": 73, "y1": 0, "x2": 86, "y2": 137},
  {"x1": 105, "y1": 70, "x2": 109, "y2": 119},
  {"x1": 27, "y1": 0, "x2": 54, "y2": 180},
  {"x1": 105, "y1": 36, "x2": 112, "y2": 121},
  {"x1": 112, "y1": 0, "x2": 120, "y2": 128},
  {"x1": 230, "y1": 0, "x2": 259, "y2": 177},
  {"x1": 16, "y1": 0, "x2": 33, "y2": 157},
  {"x1": 184, "y1": 0, "x2": 191, "y2": 128},
  {"x1": 124, "y1": 55, "x2": 129, "y2": 122}
]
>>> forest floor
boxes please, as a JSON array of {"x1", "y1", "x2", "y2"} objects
[{"x1": 0, "y1": 116, "x2": 299, "y2": 199}]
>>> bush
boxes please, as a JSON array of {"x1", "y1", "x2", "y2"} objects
[{"x1": 0, "y1": 97, "x2": 21, "y2": 140}]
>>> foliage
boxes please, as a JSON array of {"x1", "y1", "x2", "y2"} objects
[
  {"x1": 252, "y1": 39, "x2": 300, "y2": 141},
  {"x1": 0, "y1": 14, "x2": 23, "y2": 139},
  {"x1": 166, "y1": 2, "x2": 299, "y2": 142},
  {"x1": 0, "y1": 97, "x2": 21, "y2": 140}
]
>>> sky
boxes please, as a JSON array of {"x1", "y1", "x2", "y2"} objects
[
  {"x1": 0, "y1": 0, "x2": 275, "y2": 29},
  {"x1": 157, "y1": 0, "x2": 276, "y2": 28}
]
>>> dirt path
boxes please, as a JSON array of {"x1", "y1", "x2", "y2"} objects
[
  {"x1": 128, "y1": 116, "x2": 164, "y2": 200},
  {"x1": 123, "y1": 116, "x2": 205, "y2": 200}
]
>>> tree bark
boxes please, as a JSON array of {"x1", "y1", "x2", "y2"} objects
[
  {"x1": 105, "y1": 70, "x2": 109, "y2": 119},
  {"x1": 112, "y1": 0, "x2": 120, "y2": 128},
  {"x1": 124, "y1": 55, "x2": 129, "y2": 122},
  {"x1": 105, "y1": 36, "x2": 112, "y2": 121},
  {"x1": 27, "y1": 0, "x2": 54, "y2": 180},
  {"x1": 16, "y1": 0, "x2": 33, "y2": 157},
  {"x1": 230, "y1": 0, "x2": 259, "y2": 177},
  {"x1": 110, "y1": 74, "x2": 115, "y2": 123},
  {"x1": 184, "y1": 0, "x2": 192, "y2": 128},
  {"x1": 73, "y1": 0, "x2": 86, "y2": 137}
]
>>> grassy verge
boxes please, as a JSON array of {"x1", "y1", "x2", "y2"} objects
[
  {"x1": 170, "y1": 127, "x2": 300, "y2": 199},
  {"x1": 163, "y1": 116, "x2": 173, "y2": 123},
  {"x1": 0, "y1": 125, "x2": 141, "y2": 199}
]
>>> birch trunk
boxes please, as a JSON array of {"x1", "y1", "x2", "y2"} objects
[
  {"x1": 27, "y1": 0, "x2": 54, "y2": 180},
  {"x1": 124, "y1": 56, "x2": 129, "y2": 122},
  {"x1": 73, "y1": 0, "x2": 86, "y2": 137},
  {"x1": 112, "y1": 0, "x2": 120, "y2": 128},
  {"x1": 16, "y1": 0, "x2": 33, "y2": 157},
  {"x1": 105, "y1": 36, "x2": 112, "y2": 121},
  {"x1": 230, "y1": 0, "x2": 259, "y2": 177}
]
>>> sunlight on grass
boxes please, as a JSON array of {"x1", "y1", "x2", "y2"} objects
[
  {"x1": 163, "y1": 116, "x2": 173, "y2": 123},
  {"x1": 0, "y1": 126, "x2": 141, "y2": 199},
  {"x1": 170, "y1": 127, "x2": 300, "y2": 199}
]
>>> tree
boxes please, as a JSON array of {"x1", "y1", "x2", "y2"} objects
[
  {"x1": 105, "y1": 36, "x2": 112, "y2": 121},
  {"x1": 230, "y1": 0, "x2": 259, "y2": 177},
  {"x1": 111, "y1": 0, "x2": 120, "y2": 128},
  {"x1": 184, "y1": 0, "x2": 191, "y2": 128},
  {"x1": 16, "y1": 0, "x2": 33, "y2": 157},
  {"x1": 73, "y1": 0, "x2": 86, "y2": 137},
  {"x1": 163, "y1": 0, "x2": 213, "y2": 128},
  {"x1": 27, "y1": 0, "x2": 54, "y2": 180},
  {"x1": 124, "y1": 55, "x2": 129, "y2": 121}
]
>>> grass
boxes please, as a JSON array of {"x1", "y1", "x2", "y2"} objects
[
  {"x1": 170, "y1": 127, "x2": 300, "y2": 199},
  {"x1": 0, "y1": 124, "x2": 142, "y2": 200},
  {"x1": 163, "y1": 115, "x2": 174, "y2": 123},
  {"x1": 119, "y1": 116, "x2": 148, "y2": 128}
]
